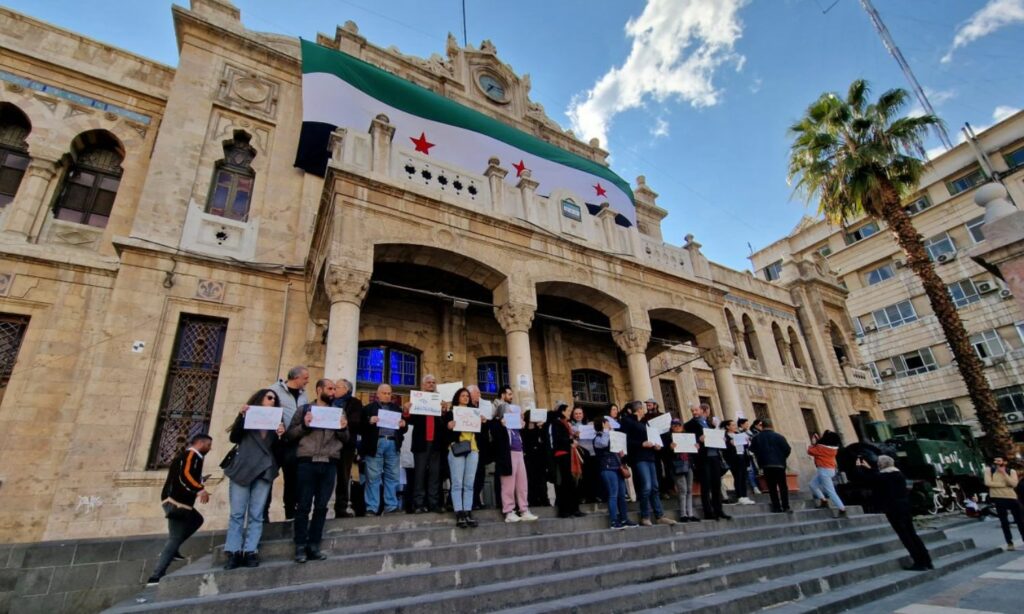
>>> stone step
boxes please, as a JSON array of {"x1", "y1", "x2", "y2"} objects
[
  {"x1": 218, "y1": 504, "x2": 859, "y2": 566},
  {"x1": 109, "y1": 517, "x2": 910, "y2": 613},
  {"x1": 158, "y1": 510, "x2": 878, "y2": 599},
  {"x1": 486, "y1": 533, "x2": 967, "y2": 614},
  {"x1": 757, "y1": 544, "x2": 1003, "y2": 614}
]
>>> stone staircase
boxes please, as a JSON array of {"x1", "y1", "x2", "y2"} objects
[{"x1": 107, "y1": 498, "x2": 997, "y2": 614}]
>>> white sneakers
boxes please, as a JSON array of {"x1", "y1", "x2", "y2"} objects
[
  {"x1": 505, "y1": 512, "x2": 521, "y2": 523},
  {"x1": 737, "y1": 497, "x2": 757, "y2": 505},
  {"x1": 519, "y1": 511, "x2": 539, "y2": 522}
]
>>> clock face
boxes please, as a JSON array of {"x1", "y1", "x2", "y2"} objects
[{"x1": 478, "y1": 74, "x2": 508, "y2": 102}]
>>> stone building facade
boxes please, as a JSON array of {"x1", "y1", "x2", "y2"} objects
[
  {"x1": 0, "y1": 0, "x2": 879, "y2": 542},
  {"x1": 751, "y1": 110, "x2": 1024, "y2": 440}
]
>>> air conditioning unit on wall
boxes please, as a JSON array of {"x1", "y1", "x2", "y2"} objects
[
  {"x1": 976, "y1": 280, "x2": 997, "y2": 294},
  {"x1": 880, "y1": 368, "x2": 896, "y2": 378},
  {"x1": 936, "y1": 252, "x2": 957, "y2": 264},
  {"x1": 1000, "y1": 288, "x2": 1013, "y2": 299},
  {"x1": 893, "y1": 259, "x2": 906, "y2": 269},
  {"x1": 1005, "y1": 411, "x2": 1024, "y2": 423}
]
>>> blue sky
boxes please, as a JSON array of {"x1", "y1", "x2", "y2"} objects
[{"x1": 8, "y1": 0, "x2": 1022, "y2": 270}]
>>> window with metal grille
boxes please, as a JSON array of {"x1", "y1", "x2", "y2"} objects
[
  {"x1": 148, "y1": 315, "x2": 228, "y2": 469},
  {"x1": 752, "y1": 402, "x2": 771, "y2": 423},
  {"x1": 54, "y1": 131, "x2": 124, "y2": 228},
  {"x1": 0, "y1": 313, "x2": 30, "y2": 390},
  {"x1": 356, "y1": 345, "x2": 419, "y2": 389},
  {"x1": 476, "y1": 357, "x2": 509, "y2": 395},
  {"x1": 205, "y1": 131, "x2": 256, "y2": 222},
  {"x1": 659, "y1": 379, "x2": 680, "y2": 415},
  {"x1": 571, "y1": 369, "x2": 610, "y2": 404},
  {"x1": 0, "y1": 103, "x2": 31, "y2": 209}
]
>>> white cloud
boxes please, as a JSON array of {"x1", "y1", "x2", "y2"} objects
[
  {"x1": 650, "y1": 116, "x2": 670, "y2": 138},
  {"x1": 906, "y1": 88, "x2": 956, "y2": 118},
  {"x1": 567, "y1": 0, "x2": 747, "y2": 147},
  {"x1": 942, "y1": 0, "x2": 1024, "y2": 63},
  {"x1": 993, "y1": 105, "x2": 1021, "y2": 122}
]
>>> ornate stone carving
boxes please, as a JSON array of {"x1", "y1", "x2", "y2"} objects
[
  {"x1": 195, "y1": 279, "x2": 226, "y2": 303},
  {"x1": 0, "y1": 273, "x2": 13, "y2": 297},
  {"x1": 701, "y1": 346, "x2": 736, "y2": 370},
  {"x1": 324, "y1": 265, "x2": 371, "y2": 305},
  {"x1": 613, "y1": 327, "x2": 651, "y2": 355},
  {"x1": 494, "y1": 302, "x2": 535, "y2": 333},
  {"x1": 216, "y1": 63, "x2": 280, "y2": 118}
]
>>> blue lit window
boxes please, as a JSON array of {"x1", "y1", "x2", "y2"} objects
[
  {"x1": 357, "y1": 347, "x2": 385, "y2": 384},
  {"x1": 390, "y1": 350, "x2": 417, "y2": 387},
  {"x1": 477, "y1": 357, "x2": 509, "y2": 395},
  {"x1": 357, "y1": 345, "x2": 419, "y2": 388}
]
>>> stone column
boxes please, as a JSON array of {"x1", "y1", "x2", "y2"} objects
[
  {"x1": 369, "y1": 113, "x2": 396, "y2": 174},
  {"x1": 613, "y1": 327, "x2": 654, "y2": 402},
  {"x1": 323, "y1": 264, "x2": 371, "y2": 385},
  {"x1": 516, "y1": 170, "x2": 539, "y2": 222},
  {"x1": 3, "y1": 157, "x2": 58, "y2": 238},
  {"x1": 494, "y1": 301, "x2": 537, "y2": 408},
  {"x1": 484, "y1": 157, "x2": 508, "y2": 214},
  {"x1": 702, "y1": 346, "x2": 742, "y2": 421}
]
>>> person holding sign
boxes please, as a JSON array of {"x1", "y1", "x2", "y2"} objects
[
  {"x1": 523, "y1": 409, "x2": 552, "y2": 508},
  {"x1": 447, "y1": 388, "x2": 484, "y2": 528},
  {"x1": 620, "y1": 401, "x2": 676, "y2": 527},
  {"x1": 570, "y1": 405, "x2": 599, "y2": 503},
  {"x1": 360, "y1": 384, "x2": 408, "y2": 518},
  {"x1": 286, "y1": 379, "x2": 350, "y2": 563},
  {"x1": 684, "y1": 404, "x2": 731, "y2": 521},
  {"x1": 551, "y1": 402, "x2": 585, "y2": 519},
  {"x1": 593, "y1": 418, "x2": 636, "y2": 529},
  {"x1": 490, "y1": 385, "x2": 538, "y2": 523},
  {"x1": 404, "y1": 374, "x2": 447, "y2": 514},
  {"x1": 722, "y1": 420, "x2": 756, "y2": 505},
  {"x1": 668, "y1": 419, "x2": 698, "y2": 522},
  {"x1": 221, "y1": 389, "x2": 286, "y2": 570}
]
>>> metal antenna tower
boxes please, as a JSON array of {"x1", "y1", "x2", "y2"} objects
[{"x1": 858, "y1": 0, "x2": 954, "y2": 150}]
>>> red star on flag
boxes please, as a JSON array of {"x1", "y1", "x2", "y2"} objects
[
  {"x1": 410, "y1": 132, "x2": 435, "y2": 154},
  {"x1": 593, "y1": 183, "x2": 608, "y2": 197},
  {"x1": 512, "y1": 160, "x2": 528, "y2": 177}
]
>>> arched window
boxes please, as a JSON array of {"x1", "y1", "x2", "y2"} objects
[
  {"x1": 741, "y1": 314, "x2": 760, "y2": 362},
  {"x1": 772, "y1": 322, "x2": 788, "y2": 366},
  {"x1": 724, "y1": 308, "x2": 741, "y2": 351},
  {"x1": 477, "y1": 356, "x2": 509, "y2": 396},
  {"x1": 571, "y1": 369, "x2": 611, "y2": 405},
  {"x1": 787, "y1": 326, "x2": 804, "y2": 369},
  {"x1": 0, "y1": 103, "x2": 32, "y2": 208},
  {"x1": 53, "y1": 130, "x2": 123, "y2": 228},
  {"x1": 829, "y1": 321, "x2": 849, "y2": 366},
  {"x1": 205, "y1": 130, "x2": 255, "y2": 221},
  {"x1": 357, "y1": 344, "x2": 419, "y2": 389}
]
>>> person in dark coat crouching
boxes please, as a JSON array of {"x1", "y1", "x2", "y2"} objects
[{"x1": 856, "y1": 454, "x2": 933, "y2": 571}]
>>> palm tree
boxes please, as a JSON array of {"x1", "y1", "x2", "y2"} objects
[{"x1": 787, "y1": 79, "x2": 1013, "y2": 459}]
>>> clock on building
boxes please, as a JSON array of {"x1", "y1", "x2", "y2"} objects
[{"x1": 477, "y1": 74, "x2": 508, "y2": 103}]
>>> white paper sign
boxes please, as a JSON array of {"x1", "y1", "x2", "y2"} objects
[
  {"x1": 610, "y1": 431, "x2": 628, "y2": 454},
  {"x1": 517, "y1": 373, "x2": 531, "y2": 390},
  {"x1": 504, "y1": 408, "x2": 523, "y2": 430},
  {"x1": 529, "y1": 408, "x2": 548, "y2": 423},
  {"x1": 376, "y1": 409, "x2": 402, "y2": 430},
  {"x1": 244, "y1": 405, "x2": 282, "y2": 430},
  {"x1": 648, "y1": 413, "x2": 672, "y2": 434},
  {"x1": 672, "y1": 433, "x2": 698, "y2": 453},
  {"x1": 476, "y1": 399, "x2": 495, "y2": 420},
  {"x1": 310, "y1": 405, "x2": 343, "y2": 429},
  {"x1": 647, "y1": 426, "x2": 663, "y2": 448},
  {"x1": 453, "y1": 406, "x2": 482, "y2": 432},
  {"x1": 703, "y1": 428, "x2": 727, "y2": 449},
  {"x1": 436, "y1": 381, "x2": 463, "y2": 403},
  {"x1": 409, "y1": 391, "x2": 442, "y2": 416},
  {"x1": 605, "y1": 416, "x2": 620, "y2": 429},
  {"x1": 577, "y1": 424, "x2": 596, "y2": 440},
  {"x1": 732, "y1": 432, "x2": 749, "y2": 453}
]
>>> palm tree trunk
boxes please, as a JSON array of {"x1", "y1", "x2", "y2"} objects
[{"x1": 878, "y1": 182, "x2": 1014, "y2": 459}]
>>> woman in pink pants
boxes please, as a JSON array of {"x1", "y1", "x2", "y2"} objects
[{"x1": 490, "y1": 385, "x2": 539, "y2": 523}]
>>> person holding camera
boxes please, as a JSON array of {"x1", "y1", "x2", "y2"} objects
[{"x1": 985, "y1": 456, "x2": 1023, "y2": 550}]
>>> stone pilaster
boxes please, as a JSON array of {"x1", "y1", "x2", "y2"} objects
[
  {"x1": 3, "y1": 157, "x2": 58, "y2": 239},
  {"x1": 369, "y1": 113, "x2": 396, "y2": 174},
  {"x1": 323, "y1": 265, "x2": 372, "y2": 383},
  {"x1": 494, "y1": 301, "x2": 537, "y2": 407},
  {"x1": 614, "y1": 327, "x2": 654, "y2": 401},
  {"x1": 484, "y1": 157, "x2": 508, "y2": 214},
  {"x1": 702, "y1": 346, "x2": 742, "y2": 421}
]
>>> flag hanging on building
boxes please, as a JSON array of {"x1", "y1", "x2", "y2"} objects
[{"x1": 295, "y1": 39, "x2": 636, "y2": 227}]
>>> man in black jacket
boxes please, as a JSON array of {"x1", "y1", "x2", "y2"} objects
[
  {"x1": 856, "y1": 455, "x2": 933, "y2": 570},
  {"x1": 361, "y1": 383, "x2": 408, "y2": 515},
  {"x1": 749, "y1": 419, "x2": 792, "y2": 512},
  {"x1": 147, "y1": 433, "x2": 212, "y2": 585},
  {"x1": 404, "y1": 374, "x2": 446, "y2": 513},
  {"x1": 332, "y1": 378, "x2": 363, "y2": 518},
  {"x1": 684, "y1": 404, "x2": 731, "y2": 521}
]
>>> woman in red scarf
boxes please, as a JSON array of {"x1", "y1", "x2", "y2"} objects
[{"x1": 551, "y1": 402, "x2": 584, "y2": 518}]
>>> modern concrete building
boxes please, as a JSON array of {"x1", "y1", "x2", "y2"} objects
[
  {"x1": 0, "y1": 0, "x2": 880, "y2": 543},
  {"x1": 751, "y1": 109, "x2": 1024, "y2": 441}
]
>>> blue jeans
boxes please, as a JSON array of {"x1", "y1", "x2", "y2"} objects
[
  {"x1": 225, "y1": 477, "x2": 272, "y2": 552},
  {"x1": 294, "y1": 462, "x2": 336, "y2": 547},
  {"x1": 448, "y1": 449, "x2": 479, "y2": 512},
  {"x1": 747, "y1": 463, "x2": 759, "y2": 491},
  {"x1": 636, "y1": 460, "x2": 663, "y2": 520},
  {"x1": 601, "y1": 469, "x2": 628, "y2": 525},
  {"x1": 809, "y1": 468, "x2": 844, "y2": 509},
  {"x1": 365, "y1": 439, "x2": 401, "y2": 513}
]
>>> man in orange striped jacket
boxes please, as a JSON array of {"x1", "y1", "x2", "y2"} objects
[{"x1": 147, "y1": 433, "x2": 213, "y2": 585}]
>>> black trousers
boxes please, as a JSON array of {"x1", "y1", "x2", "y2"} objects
[
  {"x1": 555, "y1": 455, "x2": 581, "y2": 517},
  {"x1": 334, "y1": 448, "x2": 356, "y2": 516},
  {"x1": 281, "y1": 458, "x2": 298, "y2": 519},
  {"x1": 152, "y1": 503, "x2": 203, "y2": 579},
  {"x1": 729, "y1": 456, "x2": 749, "y2": 499},
  {"x1": 294, "y1": 461, "x2": 337, "y2": 547},
  {"x1": 886, "y1": 508, "x2": 932, "y2": 567},
  {"x1": 527, "y1": 454, "x2": 550, "y2": 507},
  {"x1": 473, "y1": 459, "x2": 489, "y2": 508},
  {"x1": 763, "y1": 466, "x2": 789, "y2": 511},
  {"x1": 412, "y1": 447, "x2": 443, "y2": 510},
  {"x1": 993, "y1": 498, "x2": 1024, "y2": 544},
  {"x1": 697, "y1": 459, "x2": 723, "y2": 517}
]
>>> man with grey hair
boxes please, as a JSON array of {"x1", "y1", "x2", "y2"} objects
[
  {"x1": 332, "y1": 377, "x2": 363, "y2": 518},
  {"x1": 405, "y1": 374, "x2": 445, "y2": 513},
  {"x1": 269, "y1": 366, "x2": 310, "y2": 520},
  {"x1": 856, "y1": 455, "x2": 933, "y2": 570}
]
